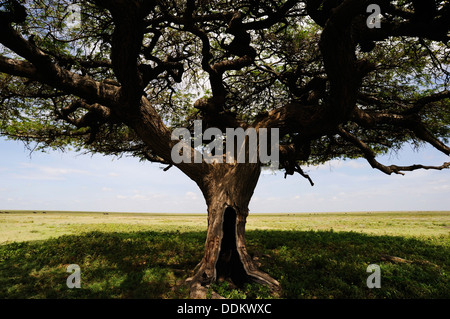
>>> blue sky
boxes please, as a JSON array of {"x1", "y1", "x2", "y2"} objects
[{"x1": 0, "y1": 137, "x2": 449, "y2": 213}]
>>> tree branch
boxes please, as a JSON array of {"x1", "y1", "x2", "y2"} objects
[
  {"x1": 0, "y1": 29, "x2": 118, "y2": 107},
  {"x1": 338, "y1": 127, "x2": 450, "y2": 175},
  {"x1": 351, "y1": 107, "x2": 450, "y2": 156},
  {"x1": 243, "y1": 0, "x2": 301, "y2": 30},
  {"x1": 318, "y1": 0, "x2": 367, "y2": 123}
]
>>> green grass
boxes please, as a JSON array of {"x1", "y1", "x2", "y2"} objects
[{"x1": 0, "y1": 211, "x2": 449, "y2": 299}]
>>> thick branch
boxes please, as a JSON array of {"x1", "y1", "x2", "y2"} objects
[
  {"x1": 123, "y1": 96, "x2": 210, "y2": 182},
  {"x1": 318, "y1": 0, "x2": 367, "y2": 123},
  {"x1": 255, "y1": 102, "x2": 334, "y2": 139},
  {"x1": 0, "y1": 56, "x2": 118, "y2": 106},
  {"x1": 0, "y1": 29, "x2": 118, "y2": 106},
  {"x1": 351, "y1": 107, "x2": 450, "y2": 156},
  {"x1": 403, "y1": 90, "x2": 450, "y2": 115},
  {"x1": 91, "y1": 0, "x2": 152, "y2": 105},
  {"x1": 364, "y1": 8, "x2": 449, "y2": 42}
]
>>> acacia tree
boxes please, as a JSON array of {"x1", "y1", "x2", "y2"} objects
[{"x1": 0, "y1": 0, "x2": 449, "y2": 297}]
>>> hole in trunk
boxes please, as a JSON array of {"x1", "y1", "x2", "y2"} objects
[{"x1": 215, "y1": 207, "x2": 248, "y2": 287}]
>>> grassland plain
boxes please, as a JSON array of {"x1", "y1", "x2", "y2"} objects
[{"x1": 0, "y1": 210, "x2": 448, "y2": 299}]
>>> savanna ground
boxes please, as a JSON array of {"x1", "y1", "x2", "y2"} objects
[{"x1": 0, "y1": 210, "x2": 449, "y2": 299}]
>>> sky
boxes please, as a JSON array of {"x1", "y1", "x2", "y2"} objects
[{"x1": 0, "y1": 137, "x2": 449, "y2": 213}]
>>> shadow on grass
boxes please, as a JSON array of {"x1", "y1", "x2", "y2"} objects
[{"x1": 0, "y1": 230, "x2": 448, "y2": 299}]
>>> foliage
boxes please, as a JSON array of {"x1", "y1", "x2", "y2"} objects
[{"x1": 0, "y1": 0, "x2": 448, "y2": 173}]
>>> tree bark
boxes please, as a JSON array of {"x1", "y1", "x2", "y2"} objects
[{"x1": 187, "y1": 163, "x2": 281, "y2": 298}]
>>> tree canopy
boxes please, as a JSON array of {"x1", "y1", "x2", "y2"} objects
[{"x1": 0, "y1": 0, "x2": 449, "y2": 181}]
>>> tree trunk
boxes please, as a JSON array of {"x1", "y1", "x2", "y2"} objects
[{"x1": 187, "y1": 163, "x2": 281, "y2": 298}]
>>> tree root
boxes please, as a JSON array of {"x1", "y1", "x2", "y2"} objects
[{"x1": 186, "y1": 265, "x2": 282, "y2": 299}]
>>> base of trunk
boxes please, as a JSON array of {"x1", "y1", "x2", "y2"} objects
[
  {"x1": 186, "y1": 207, "x2": 281, "y2": 299},
  {"x1": 187, "y1": 267, "x2": 281, "y2": 299},
  {"x1": 187, "y1": 256, "x2": 282, "y2": 299}
]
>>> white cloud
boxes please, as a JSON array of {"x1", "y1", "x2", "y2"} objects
[
  {"x1": 185, "y1": 191, "x2": 199, "y2": 200},
  {"x1": 116, "y1": 192, "x2": 167, "y2": 201},
  {"x1": 132, "y1": 194, "x2": 149, "y2": 200},
  {"x1": 432, "y1": 184, "x2": 449, "y2": 191},
  {"x1": 12, "y1": 163, "x2": 91, "y2": 181}
]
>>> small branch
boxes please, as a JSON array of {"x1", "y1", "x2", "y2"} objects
[
  {"x1": 338, "y1": 127, "x2": 450, "y2": 175},
  {"x1": 403, "y1": 90, "x2": 450, "y2": 115},
  {"x1": 283, "y1": 163, "x2": 314, "y2": 186},
  {"x1": 242, "y1": 0, "x2": 300, "y2": 30},
  {"x1": 294, "y1": 164, "x2": 314, "y2": 186},
  {"x1": 279, "y1": 142, "x2": 314, "y2": 186},
  {"x1": 387, "y1": 162, "x2": 450, "y2": 173}
]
